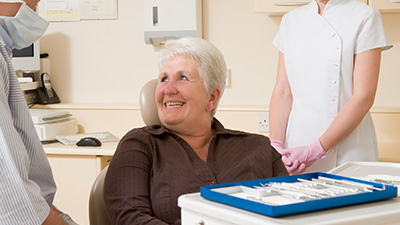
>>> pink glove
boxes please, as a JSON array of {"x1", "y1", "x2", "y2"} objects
[
  {"x1": 283, "y1": 159, "x2": 306, "y2": 175},
  {"x1": 271, "y1": 140, "x2": 306, "y2": 175},
  {"x1": 279, "y1": 139, "x2": 326, "y2": 169}
]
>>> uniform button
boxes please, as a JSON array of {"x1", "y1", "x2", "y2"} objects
[
  {"x1": 332, "y1": 80, "x2": 337, "y2": 84},
  {"x1": 208, "y1": 181, "x2": 216, "y2": 185},
  {"x1": 331, "y1": 33, "x2": 336, "y2": 37},
  {"x1": 331, "y1": 98, "x2": 337, "y2": 102},
  {"x1": 333, "y1": 63, "x2": 338, "y2": 67}
]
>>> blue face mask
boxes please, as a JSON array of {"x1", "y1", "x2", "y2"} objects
[{"x1": 0, "y1": 2, "x2": 48, "y2": 50}]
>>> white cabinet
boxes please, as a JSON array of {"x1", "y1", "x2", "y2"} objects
[
  {"x1": 255, "y1": 0, "x2": 369, "y2": 15},
  {"x1": 47, "y1": 155, "x2": 108, "y2": 225},
  {"x1": 44, "y1": 142, "x2": 115, "y2": 225},
  {"x1": 369, "y1": 0, "x2": 400, "y2": 12},
  {"x1": 255, "y1": 0, "x2": 311, "y2": 15}
]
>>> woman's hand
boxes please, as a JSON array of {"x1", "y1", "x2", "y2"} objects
[
  {"x1": 279, "y1": 139, "x2": 326, "y2": 174},
  {"x1": 271, "y1": 140, "x2": 307, "y2": 175}
]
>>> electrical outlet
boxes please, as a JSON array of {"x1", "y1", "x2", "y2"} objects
[{"x1": 258, "y1": 113, "x2": 269, "y2": 132}]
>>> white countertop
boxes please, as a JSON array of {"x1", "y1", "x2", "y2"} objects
[
  {"x1": 43, "y1": 141, "x2": 118, "y2": 156},
  {"x1": 179, "y1": 193, "x2": 400, "y2": 225}
]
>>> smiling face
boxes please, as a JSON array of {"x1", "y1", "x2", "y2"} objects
[{"x1": 156, "y1": 55, "x2": 220, "y2": 134}]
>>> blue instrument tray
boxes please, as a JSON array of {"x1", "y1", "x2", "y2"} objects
[{"x1": 200, "y1": 172, "x2": 398, "y2": 217}]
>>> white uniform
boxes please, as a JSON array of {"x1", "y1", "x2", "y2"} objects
[{"x1": 273, "y1": 0, "x2": 392, "y2": 172}]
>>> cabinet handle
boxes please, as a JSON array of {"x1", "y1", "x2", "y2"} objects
[
  {"x1": 195, "y1": 220, "x2": 205, "y2": 225},
  {"x1": 391, "y1": 0, "x2": 400, "y2": 3},
  {"x1": 274, "y1": 2, "x2": 310, "y2": 6}
]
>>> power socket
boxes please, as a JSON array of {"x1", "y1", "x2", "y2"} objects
[{"x1": 258, "y1": 113, "x2": 269, "y2": 132}]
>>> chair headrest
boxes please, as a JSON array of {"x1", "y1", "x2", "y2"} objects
[{"x1": 139, "y1": 79, "x2": 162, "y2": 126}]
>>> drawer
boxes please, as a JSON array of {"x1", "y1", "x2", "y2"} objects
[
  {"x1": 255, "y1": 0, "x2": 368, "y2": 16},
  {"x1": 254, "y1": 0, "x2": 368, "y2": 16},
  {"x1": 255, "y1": 0, "x2": 311, "y2": 15},
  {"x1": 181, "y1": 209, "x2": 232, "y2": 225}
]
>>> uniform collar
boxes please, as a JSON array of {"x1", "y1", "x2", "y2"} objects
[{"x1": 310, "y1": 0, "x2": 348, "y2": 14}]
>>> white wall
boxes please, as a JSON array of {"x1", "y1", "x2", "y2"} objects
[
  {"x1": 39, "y1": 0, "x2": 400, "y2": 108},
  {"x1": 375, "y1": 13, "x2": 400, "y2": 107},
  {"x1": 36, "y1": 0, "x2": 400, "y2": 159},
  {"x1": 39, "y1": 0, "x2": 159, "y2": 104}
]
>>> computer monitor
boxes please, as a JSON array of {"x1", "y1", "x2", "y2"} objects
[{"x1": 11, "y1": 41, "x2": 41, "y2": 72}]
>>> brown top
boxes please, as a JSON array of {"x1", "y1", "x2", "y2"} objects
[{"x1": 104, "y1": 118, "x2": 288, "y2": 225}]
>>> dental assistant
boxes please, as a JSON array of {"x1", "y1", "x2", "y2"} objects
[{"x1": 269, "y1": 0, "x2": 392, "y2": 174}]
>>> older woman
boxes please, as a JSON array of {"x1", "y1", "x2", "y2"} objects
[{"x1": 104, "y1": 37, "x2": 288, "y2": 225}]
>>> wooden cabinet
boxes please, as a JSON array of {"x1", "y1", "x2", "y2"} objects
[
  {"x1": 255, "y1": 0, "x2": 380, "y2": 16},
  {"x1": 369, "y1": 0, "x2": 400, "y2": 12}
]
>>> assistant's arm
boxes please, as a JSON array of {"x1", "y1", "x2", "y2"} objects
[
  {"x1": 319, "y1": 48, "x2": 382, "y2": 151},
  {"x1": 269, "y1": 51, "x2": 293, "y2": 143}
]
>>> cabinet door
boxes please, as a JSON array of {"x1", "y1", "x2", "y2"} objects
[
  {"x1": 255, "y1": 0, "x2": 310, "y2": 15},
  {"x1": 369, "y1": 0, "x2": 400, "y2": 12},
  {"x1": 47, "y1": 155, "x2": 100, "y2": 225},
  {"x1": 255, "y1": 0, "x2": 368, "y2": 16}
]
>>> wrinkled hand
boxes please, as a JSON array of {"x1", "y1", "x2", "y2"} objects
[
  {"x1": 271, "y1": 140, "x2": 306, "y2": 175},
  {"x1": 279, "y1": 139, "x2": 326, "y2": 174}
]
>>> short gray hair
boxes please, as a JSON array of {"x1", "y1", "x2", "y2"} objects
[{"x1": 158, "y1": 37, "x2": 227, "y2": 117}]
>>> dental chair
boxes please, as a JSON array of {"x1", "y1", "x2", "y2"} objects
[
  {"x1": 139, "y1": 79, "x2": 161, "y2": 126},
  {"x1": 88, "y1": 79, "x2": 160, "y2": 225},
  {"x1": 88, "y1": 165, "x2": 109, "y2": 225}
]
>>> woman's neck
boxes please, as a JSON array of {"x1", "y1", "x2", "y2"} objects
[
  {"x1": 175, "y1": 127, "x2": 216, "y2": 163},
  {"x1": 316, "y1": 0, "x2": 329, "y2": 15}
]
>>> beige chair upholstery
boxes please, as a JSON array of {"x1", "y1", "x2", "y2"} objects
[
  {"x1": 88, "y1": 79, "x2": 161, "y2": 225},
  {"x1": 139, "y1": 79, "x2": 161, "y2": 126},
  {"x1": 88, "y1": 165, "x2": 110, "y2": 225}
]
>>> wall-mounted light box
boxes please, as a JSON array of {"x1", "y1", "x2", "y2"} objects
[{"x1": 144, "y1": 0, "x2": 202, "y2": 45}]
